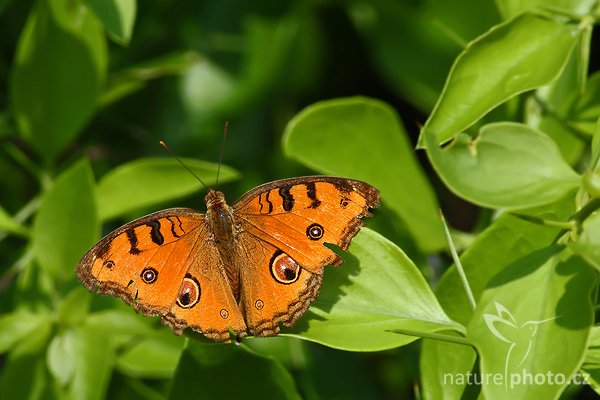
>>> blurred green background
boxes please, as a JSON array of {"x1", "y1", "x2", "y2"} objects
[{"x1": 2, "y1": 0, "x2": 600, "y2": 399}]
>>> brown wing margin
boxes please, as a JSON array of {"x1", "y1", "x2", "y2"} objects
[{"x1": 234, "y1": 175, "x2": 380, "y2": 214}]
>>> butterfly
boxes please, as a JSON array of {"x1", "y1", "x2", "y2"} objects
[{"x1": 77, "y1": 176, "x2": 380, "y2": 341}]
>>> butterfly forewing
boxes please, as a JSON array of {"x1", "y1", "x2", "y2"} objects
[{"x1": 233, "y1": 176, "x2": 380, "y2": 272}]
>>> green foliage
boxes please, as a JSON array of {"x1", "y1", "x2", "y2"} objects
[
  {"x1": 284, "y1": 97, "x2": 445, "y2": 253},
  {"x1": 2, "y1": 0, "x2": 600, "y2": 399},
  {"x1": 285, "y1": 229, "x2": 460, "y2": 351}
]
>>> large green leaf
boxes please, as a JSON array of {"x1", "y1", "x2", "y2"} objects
[
  {"x1": 168, "y1": 340, "x2": 301, "y2": 400},
  {"x1": 11, "y1": 0, "x2": 107, "y2": 164},
  {"x1": 468, "y1": 248, "x2": 596, "y2": 399},
  {"x1": 32, "y1": 160, "x2": 99, "y2": 281},
  {"x1": 425, "y1": 122, "x2": 579, "y2": 209},
  {"x1": 84, "y1": 0, "x2": 136, "y2": 45},
  {"x1": 347, "y1": 0, "x2": 499, "y2": 112},
  {"x1": 285, "y1": 228, "x2": 460, "y2": 351},
  {"x1": 419, "y1": 13, "x2": 579, "y2": 147},
  {"x1": 68, "y1": 328, "x2": 112, "y2": 400},
  {"x1": 421, "y1": 200, "x2": 572, "y2": 396},
  {"x1": 420, "y1": 339, "x2": 478, "y2": 400},
  {"x1": 283, "y1": 97, "x2": 445, "y2": 253},
  {"x1": 96, "y1": 158, "x2": 239, "y2": 221}
]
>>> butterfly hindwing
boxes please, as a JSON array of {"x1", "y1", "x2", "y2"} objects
[
  {"x1": 162, "y1": 236, "x2": 247, "y2": 341},
  {"x1": 237, "y1": 235, "x2": 323, "y2": 336}
]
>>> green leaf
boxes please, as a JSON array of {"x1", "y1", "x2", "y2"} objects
[
  {"x1": 83, "y1": 309, "x2": 156, "y2": 336},
  {"x1": 58, "y1": 287, "x2": 92, "y2": 326},
  {"x1": 525, "y1": 42, "x2": 585, "y2": 165},
  {"x1": 582, "y1": 327, "x2": 600, "y2": 394},
  {"x1": 422, "y1": 200, "x2": 573, "y2": 396},
  {"x1": 570, "y1": 71, "x2": 600, "y2": 135},
  {"x1": 420, "y1": 339, "x2": 478, "y2": 400},
  {"x1": 285, "y1": 229, "x2": 460, "y2": 351},
  {"x1": 571, "y1": 212, "x2": 600, "y2": 270},
  {"x1": 347, "y1": 0, "x2": 499, "y2": 112},
  {"x1": 10, "y1": 0, "x2": 107, "y2": 164},
  {"x1": 0, "y1": 205, "x2": 28, "y2": 237},
  {"x1": 283, "y1": 97, "x2": 445, "y2": 253},
  {"x1": 467, "y1": 249, "x2": 596, "y2": 398},
  {"x1": 101, "y1": 51, "x2": 200, "y2": 106},
  {"x1": 179, "y1": 58, "x2": 236, "y2": 116},
  {"x1": 47, "y1": 330, "x2": 77, "y2": 385},
  {"x1": 32, "y1": 160, "x2": 99, "y2": 281},
  {"x1": 0, "y1": 310, "x2": 51, "y2": 353},
  {"x1": 84, "y1": 0, "x2": 136, "y2": 45},
  {"x1": 68, "y1": 328, "x2": 112, "y2": 400},
  {"x1": 425, "y1": 122, "x2": 579, "y2": 209},
  {"x1": 96, "y1": 158, "x2": 239, "y2": 221},
  {"x1": 168, "y1": 341, "x2": 301, "y2": 400},
  {"x1": 419, "y1": 13, "x2": 579, "y2": 147},
  {"x1": 496, "y1": 0, "x2": 597, "y2": 20},
  {"x1": 116, "y1": 333, "x2": 184, "y2": 378}
]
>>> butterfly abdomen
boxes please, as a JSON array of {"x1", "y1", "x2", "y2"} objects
[{"x1": 205, "y1": 189, "x2": 243, "y2": 298}]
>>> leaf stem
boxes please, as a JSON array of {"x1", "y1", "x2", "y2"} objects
[
  {"x1": 388, "y1": 328, "x2": 474, "y2": 347},
  {"x1": 571, "y1": 197, "x2": 600, "y2": 224},
  {"x1": 511, "y1": 213, "x2": 575, "y2": 230},
  {"x1": 440, "y1": 210, "x2": 477, "y2": 311}
]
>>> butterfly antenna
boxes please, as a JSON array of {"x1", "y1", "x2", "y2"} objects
[
  {"x1": 160, "y1": 140, "x2": 209, "y2": 190},
  {"x1": 216, "y1": 121, "x2": 229, "y2": 187}
]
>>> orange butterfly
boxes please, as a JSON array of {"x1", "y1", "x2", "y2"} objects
[{"x1": 77, "y1": 176, "x2": 380, "y2": 341}]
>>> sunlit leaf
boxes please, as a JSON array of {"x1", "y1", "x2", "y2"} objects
[
  {"x1": 496, "y1": 0, "x2": 597, "y2": 20},
  {"x1": 422, "y1": 199, "x2": 573, "y2": 396},
  {"x1": 116, "y1": 333, "x2": 184, "y2": 378},
  {"x1": 32, "y1": 160, "x2": 99, "y2": 281},
  {"x1": 468, "y1": 249, "x2": 596, "y2": 398},
  {"x1": 419, "y1": 13, "x2": 579, "y2": 147},
  {"x1": 286, "y1": 229, "x2": 461, "y2": 351},
  {"x1": 425, "y1": 122, "x2": 579, "y2": 209},
  {"x1": 96, "y1": 158, "x2": 238, "y2": 221},
  {"x1": 571, "y1": 212, "x2": 600, "y2": 270},
  {"x1": 284, "y1": 97, "x2": 445, "y2": 253}
]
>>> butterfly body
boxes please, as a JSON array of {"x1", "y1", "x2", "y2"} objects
[{"x1": 78, "y1": 176, "x2": 379, "y2": 341}]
